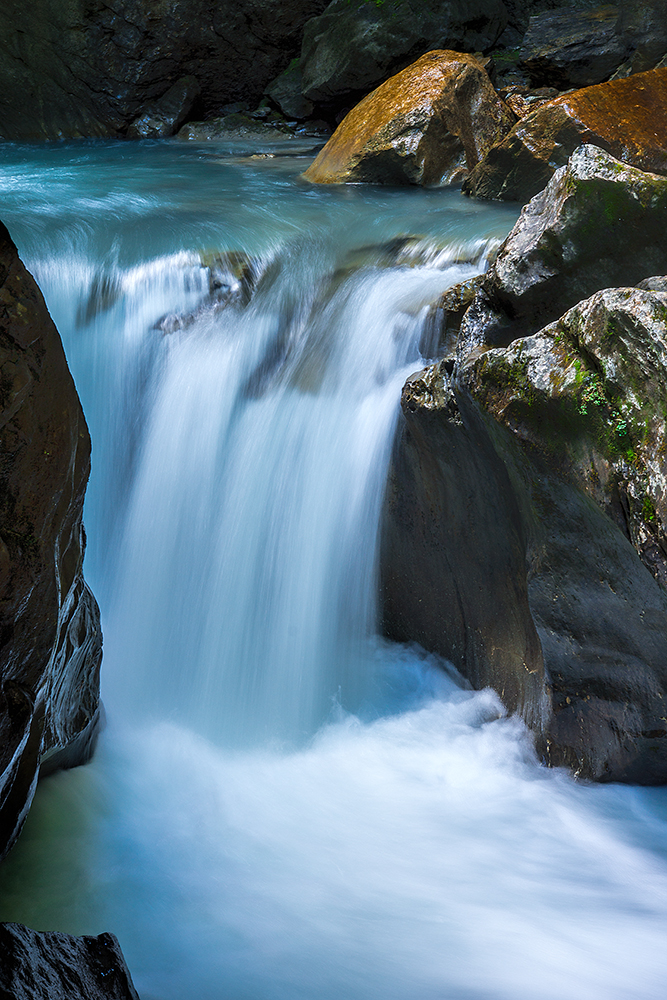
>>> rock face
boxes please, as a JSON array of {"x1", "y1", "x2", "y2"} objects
[
  {"x1": 463, "y1": 67, "x2": 667, "y2": 202},
  {"x1": 302, "y1": 51, "x2": 515, "y2": 186},
  {"x1": 0, "y1": 222, "x2": 101, "y2": 858},
  {"x1": 518, "y1": 5, "x2": 628, "y2": 89},
  {"x1": 299, "y1": 0, "x2": 509, "y2": 107},
  {"x1": 382, "y1": 297, "x2": 667, "y2": 782},
  {"x1": 0, "y1": 0, "x2": 328, "y2": 140},
  {"x1": 458, "y1": 145, "x2": 667, "y2": 357},
  {"x1": 0, "y1": 923, "x2": 140, "y2": 1000},
  {"x1": 468, "y1": 285, "x2": 667, "y2": 589},
  {"x1": 127, "y1": 76, "x2": 201, "y2": 140}
]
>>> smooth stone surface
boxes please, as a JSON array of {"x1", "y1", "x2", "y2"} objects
[
  {"x1": 463, "y1": 66, "x2": 667, "y2": 202},
  {"x1": 0, "y1": 923, "x2": 140, "y2": 1000},
  {"x1": 457, "y1": 145, "x2": 667, "y2": 359},
  {"x1": 0, "y1": 222, "x2": 101, "y2": 859},
  {"x1": 302, "y1": 50, "x2": 515, "y2": 186}
]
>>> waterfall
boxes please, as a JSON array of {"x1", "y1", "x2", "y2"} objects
[{"x1": 1, "y1": 141, "x2": 666, "y2": 1000}]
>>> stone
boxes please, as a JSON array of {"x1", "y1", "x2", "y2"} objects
[
  {"x1": 519, "y1": 5, "x2": 628, "y2": 89},
  {"x1": 457, "y1": 145, "x2": 667, "y2": 360},
  {"x1": 381, "y1": 324, "x2": 667, "y2": 782},
  {"x1": 614, "y1": 0, "x2": 667, "y2": 76},
  {"x1": 299, "y1": 0, "x2": 509, "y2": 108},
  {"x1": 0, "y1": 923, "x2": 140, "y2": 999},
  {"x1": 265, "y1": 60, "x2": 315, "y2": 121},
  {"x1": 0, "y1": 222, "x2": 101, "y2": 859},
  {"x1": 0, "y1": 0, "x2": 329, "y2": 140},
  {"x1": 463, "y1": 66, "x2": 667, "y2": 202},
  {"x1": 127, "y1": 76, "x2": 201, "y2": 139},
  {"x1": 302, "y1": 51, "x2": 515, "y2": 186}
]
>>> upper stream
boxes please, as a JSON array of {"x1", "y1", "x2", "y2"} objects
[{"x1": 0, "y1": 139, "x2": 666, "y2": 1000}]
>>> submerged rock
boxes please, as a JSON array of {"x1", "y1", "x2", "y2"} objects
[
  {"x1": 0, "y1": 923, "x2": 140, "y2": 999},
  {"x1": 519, "y1": 5, "x2": 627, "y2": 89},
  {"x1": 0, "y1": 222, "x2": 101, "y2": 858},
  {"x1": 302, "y1": 51, "x2": 515, "y2": 186},
  {"x1": 457, "y1": 145, "x2": 667, "y2": 359},
  {"x1": 464, "y1": 66, "x2": 667, "y2": 202},
  {"x1": 299, "y1": 0, "x2": 508, "y2": 108}
]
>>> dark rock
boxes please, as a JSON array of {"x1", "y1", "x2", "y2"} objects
[
  {"x1": 421, "y1": 274, "x2": 485, "y2": 358},
  {"x1": 0, "y1": 923, "x2": 140, "y2": 999},
  {"x1": 127, "y1": 75, "x2": 201, "y2": 139},
  {"x1": 463, "y1": 67, "x2": 667, "y2": 202},
  {"x1": 519, "y1": 5, "x2": 628, "y2": 89},
  {"x1": 381, "y1": 343, "x2": 667, "y2": 783},
  {"x1": 177, "y1": 114, "x2": 288, "y2": 141},
  {"x1": 302, "y1": 51, "x2": 515, "y2": 186},
  {"x1": 0, "y1": 0, "x2": 329, "y2": 140},
  {"x1": 499, "y1": 85, "x2": 560, "y2": 120},
  {"x1": 265, "y1": 60, "x2": 315, "y2": 120},
  {"x1": 614, "y1": 0, "x2": 667, "y2": 76},
  {"x1": 299, "y1": 0, "x2": 509, "y2": 108},
  {"x1": 0, "y1": 222, "x2": 101, "y2": 859},
  {"x1": 458, "y1": 145, "x2": 667, "y2": 359}
]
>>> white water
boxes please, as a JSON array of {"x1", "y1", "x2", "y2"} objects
[{"x1": 0, "y1": 142, "x2": 666, "y2": 1000}]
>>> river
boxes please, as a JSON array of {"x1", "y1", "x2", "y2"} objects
[{"x1": 0, "y1": 138, "x2": 666, "y2": 1000}]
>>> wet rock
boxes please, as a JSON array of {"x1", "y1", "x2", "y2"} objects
[
  {"x1": 302, "y1": 50, "x2": 515, "y2": 186},
  {"x1": 177, "y1": 114, "x2": 288, "y2": 141},
  {"x1": 127, "y1": 76, "x2": 201, "y2": 139},
  {"x1": 466, "y1": 285, "x2": 667, "y2": 588},
  {"x1": 155, "y1": 251, "x2": 265, "y2": 334},
  {"x1": 499, "y1": 85, "x2": 560, "y2": 120},
  {"x1": 463, "y1": 67, "x2": 667, "y2": 202},
  {"x1": 421, "y1": 274, "x2": 485, "y2": 359},
  {"x1": 0, "y1": 222, "x2": 101, "y2": 858},
  {"x1": 0, "y1": 923, "x2": 140, "y2": 999},
  {"x1": 299, "y1": 0, "x2": 509, "y2": 108},
  {"x1": 613, "y1": 0, "x2": 667, "y2": 77},
  {"x1": 519, "y1": 5, "x2": 628, "y2": 89},
  {"x1": 381, "y1": 342, "x2": 667, "y2": 783},
  {"x1": 457, "y1": 145, "x2": 667, "y2": 360},
  {"x1": 0, "y1": 0, "x2": 329, "y2": 140},
  {"x1": 265, "y1": 60, "x2": 315, "y2": 120}
]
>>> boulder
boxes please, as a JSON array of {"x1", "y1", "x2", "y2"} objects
[
  {"x1": 463, "y1": 67, "x2": 667, "y2": 202},
  {"x1": 457, "y1": 145, "x2": 667, "y2": 359},
  {"x1": 518, "y1": 5, "x2": 628, "y2": 89},
  {"x1": 127, "y1": 76, "x2": 201, "y2": 139},
  {"x1": 0, "y1": 222, "x2": 101, "y2": 859},
  {"x1": 0, "y1": 0, "x2": 329, "y2": 140},
  {"x1": 299, "y1": 0, "x2": 509, "y2": 108},
  {"x1": 302, "y1": 50, "x2": 515, "y2": 186},
  {"x1": 265, "y1": 60, "x2": 315, "y2": 120},
  {"x1": 381, "y1": 295, "x2": 667, "y2": 782},
  {"x1": 613, "y1": 0, "x2": 667, "y2": 76},
  {"x1": 0, "y1": 923, "x2": 140, "y2": 1000}
]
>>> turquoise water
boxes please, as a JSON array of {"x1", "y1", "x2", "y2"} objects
[{"x1": 0, "y1": 140, "x2": 666, "y2": 1000}]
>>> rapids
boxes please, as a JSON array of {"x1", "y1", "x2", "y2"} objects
[{"x1": 0, "y1": 140, "x2": 666, "y2": 1000}]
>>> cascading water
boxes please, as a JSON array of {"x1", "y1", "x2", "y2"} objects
[{"x1": 1, "y1": 141, "x2": 667, "y2": 1000}]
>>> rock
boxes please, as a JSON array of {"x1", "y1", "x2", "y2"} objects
[
  {"x1": 421, "y1": 274, "x2": 485, "y2": 358},
  {"x1": 519, "y1": 5, "x2": 628, "y2": 89},
  {"x1": 0, "y1": 222, "x2": 101, "y2": 858},
  {"x1": 0, "y1": 0, "x2": 329, "y2": 140},
  {"x1": 381, "y1": 332, "x2": 667, "y2": 782},
  {"x1": 467, "y1": 285, "x2": 667, "y2": 588},
  {"x1": 265, "y1": 60, "x2": 315, "y2": 120},
  {"x1": 0, "y1": 923, "x2": 140, "y2": 999},
  {"x1": 463, "y1": 66, "x2": 667, "y2": 202},
  {"x1": 499, "y1": 85, "x2": 560, "y2": 120},
  {"x1": 457, "y1": 145, "x2": 667, "y2": 359},
  {"x1": 614, "y1": 0, "x2": 667, "y2": 76},
  {"x1": 177, "y1": 114, "x2": 287, "y2": 141},
  {"x1": 302, "y1": 50, "x2": 515, "y2": 186},
  {"x1": 127, "y1": 76, "x2": 201, "y2": 139},
  {"x1": 299, "y1": 0, "x2": 509, "y2": 108}
]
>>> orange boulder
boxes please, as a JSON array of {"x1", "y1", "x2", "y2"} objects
[
  {"x1": 464, "y1": 67, "x2": 667, "y2": 201},
  {"x1": 302, "y1": 50, "x2": 514, "y2": 186}
]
